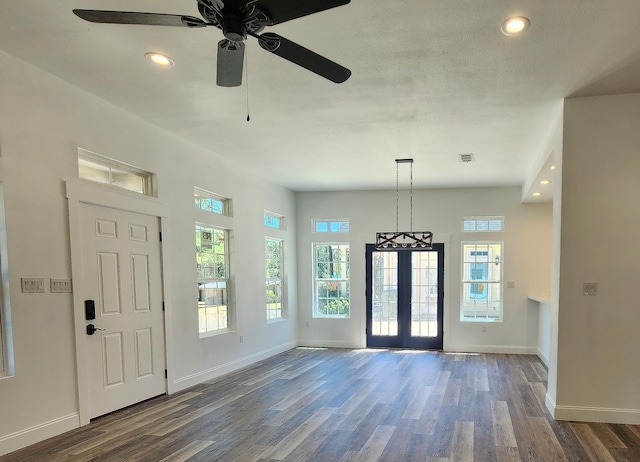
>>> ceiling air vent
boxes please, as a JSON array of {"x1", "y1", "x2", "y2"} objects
[{"x1": 459, "y1": 153, "x2": 474, "y2": 163}]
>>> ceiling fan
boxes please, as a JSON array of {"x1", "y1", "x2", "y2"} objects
[{"x1": 73, "y1": 0, "x2": 352, "y2": 87}]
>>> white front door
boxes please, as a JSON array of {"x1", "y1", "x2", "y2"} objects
[{"x1": 80, "y1": 203, "x2": 166, "y2": 418}]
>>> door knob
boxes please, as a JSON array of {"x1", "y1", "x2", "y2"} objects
[{"x1": 86, "y1": 324, "x2": 105, "y2": 335}]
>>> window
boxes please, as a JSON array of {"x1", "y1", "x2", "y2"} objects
[
  {"x1": 0, "y1": 182, "x2": 13, "y2": 376},
  {"x1": 266, "y1": 238, "x2": 284, "y2": 320},
  {"x1": 264, "y1": 211, "x2": 284, "y2": 230},
  {"x1": 463, "y1": 216, "x2": 504, "y2": 232},
  {"x1": 313, "y1": 219, "x2": 350, "y2": 233},
  {"x1": 78, "y1": 148, "x2": 154, "y2": 196},
  {"x1": 195, "y1": 188, "x2": 231, "y2": 216},
  {"x1": 196, "y1": 224, "x2": 230, "y2": 334},
  {"x1": 313, "y1": 243, "x2": 350, "y2": 317},
  {"x1": 461, "y1": 242, "x2": 503, "y2": 321}
]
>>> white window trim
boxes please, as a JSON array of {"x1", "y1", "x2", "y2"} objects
[
  {"x1": 264, "y1": 211, "x2": 285, "y2": 230},
  {"x1": 462, "y1": 216, "x2": 504, "y2": 232},
  {"x1": 78, "y1": 148, "x2": 155, "y2": 197},
  {"x1": 195, "y1": 187, "x2": 232, "y2": 217},
  {"x1": 265, "y1": 237, "x2": 285, "y2": 321},
  {"x1": 312, "y1": 219, "x2": 350, "y2": 233},
  {"x1": 460, "y1": 241, "x2": 504, "y2": 322},
  {"x1": 196, "y1": 223, "x2": 233, "y2": 337},
  {"x1": 312, "y1": 242, "x2": 350, "y2": 319}
]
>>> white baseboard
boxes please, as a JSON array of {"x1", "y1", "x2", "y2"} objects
[
  {"x1": 297, "y1": 339, "x2": 363, "y2": 349},
  {"x1": 169, "y1": 341, "x2": 295, "y2": 393},
  {"x1": 0, "y1": 413, "x2": 80, "y2": 457},
  {"x1": 444, "y1": 344, "x2": 538, "y2": 355},
  {"x1": 536, "y1": 347, "x2": 550, "y2": 367},
  {"x1": 546, "y1": 393, "x2": 640, "y2": 424}
]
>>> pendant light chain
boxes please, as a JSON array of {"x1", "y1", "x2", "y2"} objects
[
  {"x1": 396, "y1": 161, "x2": 399, "y2": 233},
  {"x1": 375, "y1": 158, "x2": 432, "y2": 250},
  {"x1": 410, "y1": 160, "x2": 413, "y2": 232}
]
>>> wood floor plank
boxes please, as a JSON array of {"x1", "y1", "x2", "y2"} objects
[
  {"x1": 590, "y1": 422, "x2": 627, "y2": 448},
  {"x1": 402, "y1": 385, "x2": 433, "y2": 420},
  {"x1": 347, "y1": 425, "x2": 395, "y2": 462},
  {"x1": 491, "y1": 400, "x2": 518, "y2": 448},
  {"x1": 495, "y1": 446, "x2": 522, "y2": 462},
  {"x1": 569, "y1": 422, "x2": 617, "y2": 462},
  {"x1": 450, "y1": 421, "x2": 474, "y2": 462},
  {"x1": 3, "y1": 348, "x2": 640, "y2": 462},
  {"x1": 259, "y1": 408, "x2": 334, "y2": 460},
  {"x1": 155, "y1": 439, "x2": 215, "y2": 462}
]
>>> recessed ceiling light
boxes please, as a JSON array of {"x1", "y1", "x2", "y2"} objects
[
  {"x1": 539, "y1": 180, "x2": 551, "y2": 185},
  {"x1": 501, "y1": 16, "x2": 530, "y2": 36},
  {"x1": 145, "y1": 52, "x2": 174, "y2": 67},
  {"x1": 532, "y1": 192, "x2": 542, "y2": 197}
]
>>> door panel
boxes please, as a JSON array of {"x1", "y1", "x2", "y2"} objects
[
  {"x1": 366, "y1": 243, "x2": 444, "y2": 350},
  {"x1": 81, "y1": 204, "x2": 165, "y2": 418}
]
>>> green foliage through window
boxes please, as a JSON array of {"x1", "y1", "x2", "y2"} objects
[{"x1": 314, "y1": 243, "x2": 350, "y2": 317}]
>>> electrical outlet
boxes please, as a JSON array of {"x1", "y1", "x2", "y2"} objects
[
  {"x1": 583, "y1": 283, "x2": 597, "y2": 296},
  {"x1": 482, "y1": 326, "x2": 487, "y2": 333},
  {"x1": 507, "y1": 281, "x2": 515, "y2": 289},
  {"x1": 305, "y1": 321, "x2": 310, "y2": 328},
  {"x1": 239, "y1": 335, "x2": 244, "y2": 344},
  {"x1": 21, "y1": 278, "x2": 45, "y2": 293}
]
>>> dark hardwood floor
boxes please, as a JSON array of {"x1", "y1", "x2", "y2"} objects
[{"x1": 3, "y1": 348, "x2": 640, "y2": 461}]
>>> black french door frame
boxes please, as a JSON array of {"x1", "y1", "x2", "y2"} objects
[{"x1": 365, "y1": 243, "x2": 445, "y2": 350}]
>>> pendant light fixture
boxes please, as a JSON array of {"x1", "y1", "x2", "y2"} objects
[{"x1": 375, "y1": 158, "x2": 433, "y2": 250}]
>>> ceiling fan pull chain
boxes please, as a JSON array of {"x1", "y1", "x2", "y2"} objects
[{"x1": 246, "y1": 43, "x2": 250, "y2": 122}]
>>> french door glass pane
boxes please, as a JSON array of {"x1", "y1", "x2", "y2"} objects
[
  {"x1": 411, "y1": 252, "x2": 439, "y2": 337},
  {"x1": 371, "y1": 252, "x2": 398, "y2": 336}
]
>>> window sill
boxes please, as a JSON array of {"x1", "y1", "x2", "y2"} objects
[{"x1": 199, "y1": 328, "x2": 234, "y2": 339}]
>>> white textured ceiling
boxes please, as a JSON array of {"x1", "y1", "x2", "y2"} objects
[{"x1": 1, "y1": 1, "x2": 640, "y2": 192}]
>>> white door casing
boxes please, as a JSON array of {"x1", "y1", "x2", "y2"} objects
[
  {"x1": 67, "y1": 180, "x2": 169, "y2": 424},
  {"x1": 81, "y1": 204, "x2": 165, "y2": 418}
]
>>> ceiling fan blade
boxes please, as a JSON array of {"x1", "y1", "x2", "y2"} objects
[
  {"x1": 258, "y1": 33, "x2": 350, "y2": 83},
  {"x1": 256, "y1": 0, "x2": 350, "y2": 25},
  {"x1": 217, "y1": 40, "x2": 245, "y2": 87},
  {"x1": 73, "y1": 9, "x2": 206, "y2": 28}
]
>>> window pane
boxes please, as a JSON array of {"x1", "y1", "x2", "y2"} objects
[
  {"x1": 78, "y1": 149, "x2": 153, "y2": 196},
  {"x1": 372, "y1": 252, "x2": 398, "y2": 336},
  {"x1": 265, "y1": 238, "x2": 284, "y2": 320},
  {"x1": 111, "y1": 167, "x2": 145, "y2": 194},
  {"x1": 266, "y1": 239, "x2": 282, "y2": 279},
  {"x1": 194, "y1": 188, "x2": 229, "y2": 216},
  {"x1": 461, "y1": 242, "x2": 503, "y2": 322},
  {"x1": 78, "y1": 159, "x2": 110, "y2": 185},
  {"x1": 314, "y1": 243, "x2": 350, "y2": 317},
  {"x1": 198, "y1": 281, "x2": 228, "y2": 333},
  {"x1": 196, "y1": 224, "x2": 230, "y2": 333}
]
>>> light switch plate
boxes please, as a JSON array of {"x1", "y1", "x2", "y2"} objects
[
  {"x1": 51, "y1": 278, "x2": 72, "y2": 293},
  {"x1": 583, "y1": 282, "x2": 597, "y2": 296},
  {"x1": 21, "y1": 278, "x2": 45, "y2": 293}
]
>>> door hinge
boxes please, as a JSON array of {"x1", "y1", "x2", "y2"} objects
[
  {"x1": 159, "y1": 231, "x2": 163, "y2": 242},
  {"x1": 162, "y1": 301, "x2": 165, "y2": 312},
  {"x1": 165, "y1": 369, "x2": 168, "y2": 379}
]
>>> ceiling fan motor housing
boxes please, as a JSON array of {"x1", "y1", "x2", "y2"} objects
[{"x1": 223, "y1": 16, "x2": 246, "y2": 42}]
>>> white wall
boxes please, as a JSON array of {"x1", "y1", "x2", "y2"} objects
[
  {"x1": 0, "y1": 50, "x2": 297, "y2": 455},
  {"x1": 551, "y1": 93, "x2": 640, "y2": 424},
  {"x1": 296, "y1": 187, "x2": 552, "y2": 352}
]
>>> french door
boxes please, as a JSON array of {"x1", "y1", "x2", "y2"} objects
[{"x1": 365, "y1": 243, "x2": 444, "y2": 349}]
